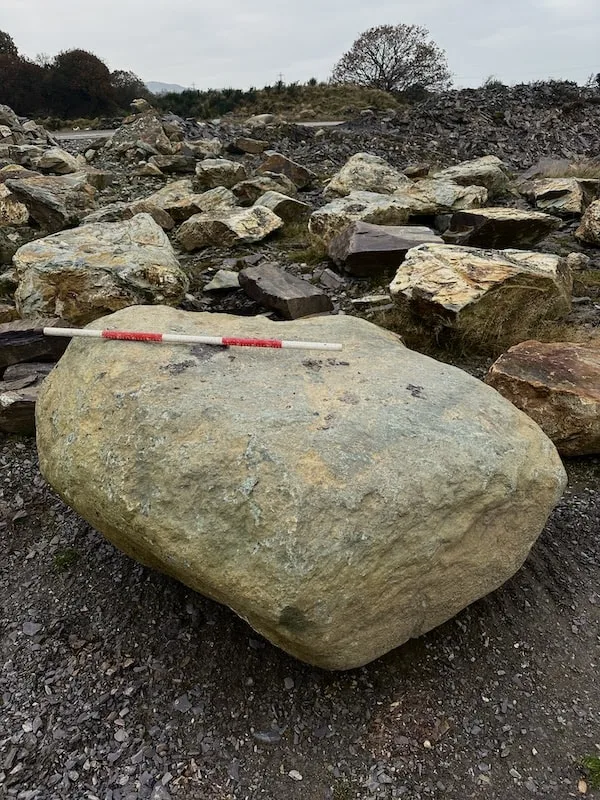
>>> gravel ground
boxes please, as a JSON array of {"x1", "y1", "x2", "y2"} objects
[{"x1": 1, "y1": 436, "x2": 599, "y2": 800}]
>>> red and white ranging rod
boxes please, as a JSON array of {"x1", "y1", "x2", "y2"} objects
[{"x1": 43, "y1": 326, "x2": 343, "y2": 352}]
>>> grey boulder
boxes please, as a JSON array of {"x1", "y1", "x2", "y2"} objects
[{"x1": 36, "y1": 307, "x2": 566, "y2": 670}]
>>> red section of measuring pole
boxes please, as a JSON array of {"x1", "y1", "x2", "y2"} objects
[
  {"x1": 222, "y1": 337, "x2": 283, "y2": 348},
  {"x1": 102, "y1": 330, "x2": 163, "y2": 342}
]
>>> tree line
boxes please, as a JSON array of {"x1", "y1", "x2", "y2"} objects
[
  {"x1": 0, "y1": 23, "x2": 453, "y2": 121},
  {"x1": 0, "y1": 30, "x2": 150, "y2": 118}
]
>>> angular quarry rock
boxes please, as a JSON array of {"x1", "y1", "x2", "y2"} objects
[
  {"x1": 0, "y1": 362, "x2": 53, "y2": 435},
  {"x1": 194, "y1": 158, "x2": 248, "y2": 190},
  {"x1": 233, "y1": 174, "x2": 298, "y2": 206},
  {"x1": 254, "y1": 191, "x2": 311, "y2": 223},
  {"x1": 309, "y1": 192, "x2": 413, "y2": 245},
  {"x1": 35, "y1": 306, "x2": 566, "y2": 669},
  {"x1": 239, "y1": 262, "x2": 333, "y2": 318},
  {"x1": 108, "y1": 111, "x2": 173, "y2": 156},
  {"x1": 522, "y1": 178, "x2": 599, "y2": 217},
  {"x1": 390, "y1": 244, "x2": 572, "y2": 348},
  {"x1": 257, "y1": 152, "x2": 316, "y2": 189},
  {"x1": 35, "y1": 147, "x2": 81, "y2": 175},
  {"x1": 328, "y1": 222, "x2": 443, "y2": 276},
  {"x1": 442, "y1": 207, "x2": 561, "y2": 249},
  {"x1": 14, "y1": 214, "x2": 188, "y2": 324},
  {"x1": 177, "y1": 206, "x2": 283, "y2": 251},
  {"x1": 5, "y1": 173, "x2": 96, "y2": 232},
  {"x1": 394, "y1": 178, "x2": 488, "y2": 215},
  {"x1": 148, "y1": 154, "x2": 196, "y2": 173},
  {"x1": 136, "y1": 180, "x2": 236, "y2": 223},
  {"x1": 0, "y1": 184, "x2": 29, "y2": 226},
  {"x1": 433, "y1": 156, "x2": 512, "y2": 197},
  {"x1": 203, "y1": 270, "x2": 240, "y2": 292},
  {"x1": 486, "y1": 341, "x2": 600, "y2": 455},
  {"x1": 82, "y1": 201, "x2": 175, "y2": 230},
  {"x1": 575, "y1": 200, "x2": 600, "y2": 246},
  {"x1": 229, "y1": 137, "x2": 269, "y2": 155},
  {"x1": 324, "y1": 153, "x2": 413, "y2": 198}
]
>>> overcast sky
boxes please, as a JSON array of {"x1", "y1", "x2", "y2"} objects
[{"x1": 2, "y1": 0, "x2": 599, "y2": 90}]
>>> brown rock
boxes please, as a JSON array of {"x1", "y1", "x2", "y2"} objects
[
  {"x1": 485, "y1": 341, "x2": 600, "y2": 455},
  {"x1": 328, "y1": 222, "x2": 443, "y2": 277},
  {"x1": 228, "y1": 137, "x2": 269, "y2": 155},
  {"x1": 239, "y1": 262, "x2": 333, "y2": 319}
]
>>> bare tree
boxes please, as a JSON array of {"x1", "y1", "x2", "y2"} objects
[{"x1": 331, "y1": 24, "x2": 451, "y2": 93}]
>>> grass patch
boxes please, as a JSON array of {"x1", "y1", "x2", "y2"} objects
[
  {"x1": 537, "y1": 161, "x2": 600, "y2": 180},
  {"x1": 582, "y1": 755, "x2": 600, "y2": 789},
  {"x1": 53, "y1": 548, "x2": 80, "y2": 572}
]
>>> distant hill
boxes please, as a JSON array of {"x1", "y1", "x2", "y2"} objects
[{"x1": 146, "y1": 81, "x2": 188, "y2": 95}]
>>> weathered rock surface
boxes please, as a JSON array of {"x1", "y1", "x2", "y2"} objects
[
  {"x1": 35, "y1": 307, "x2": 566, "y2": 670},
  {"x1": 395, "y1": 178, "x2": 488, "y2": 214},
  {"x1": 239, "y1": 262, "x2": 333, "y2": 318},
  {"x1": 14, "y1": 214, "x2": 188, "y2": 324},
  {"x1": 148, "y1": 154, "x2": 196, "y2": 174},
  {"x1": 325, "y1": 153, "x2": 413, "y2": 198},
  {"x1": 5, "y1": 173, "x2": 96, "y2": 232},
  {"x1": 229, "y1": 137, "x2": 269, "y2": 155},
  {"x1": 257, "y1": 152, "x2": 316, "y2": 189},
  {"x1": 108, "y1": 110, "x2": 174, "y2": 156},
  {"x1": 81, "y1": 200, "x2": 175, "y2": 230},
  {"x1": 0, "y1": 184, "x2": 29, "y2": 226},
  {"x1": 178, "y1": 206, "x2": 283, "y2": 251},
  {"x1": 521, "y1": 178, "x2": 600, "y2": 217},
  {"x1": 254, "y1": 191, "x2": 311, "y2": 223},
  {"x1": 0, "y1": 362, "x2": 53, "y2": 435},
  {"x1": 432, "y1": 156, "x2": 512, "y2": 197},
  {"x1": 390, "y1": 244, "x2": 572, "y2": 348},
  {"x1": 486, "y1": 341, "x2": 600, "y2": 455},
  {"x1": 575, "y1": 200, "x2": 600, "y2": 246},
  {"x1": 233, "y1": 174, "x2": 298, "y2": 206},
  {"x1": 328, "y1": 222, "x2": 443, "y2": 276},
  {"x1": 203, "y1": 270, "x2": 240, "y2": 292},
  {"x1": 194, "y1": 159, "x2": 248, "y2": 190},
  {"x1": 35, "y1": 147, "x2": 81, "y2": 175},
  {"x1": 309, "y1": 192, "x2": 413, "y2": 245},
  {"x1": 442, "y1": 207, "x2": 561, "y2": 249}
]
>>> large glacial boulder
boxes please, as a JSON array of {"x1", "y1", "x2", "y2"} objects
[
  {"x1": 36, "y1": 307, "x2": 566, "y2": 670},
  {"x1": 14, "y1": 214, "x2": 188, "y2": 324}
]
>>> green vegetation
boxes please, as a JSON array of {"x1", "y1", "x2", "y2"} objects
[
  {"x1": 155, "y1": 81, "x2": 402, "y2": 121},
  {"x1": 53, "y1": 548, "x2": 80, "y2": 572},
  {"x1": 0, "y1": 29, "x2": 149, "y2": 118},
  {"x1": 582, "y1": 755, "x2": 600, "y2": 789}
]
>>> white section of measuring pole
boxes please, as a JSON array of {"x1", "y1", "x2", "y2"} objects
[{"x1": 43, "y1": 327, "x2": 344, "y2": 352}]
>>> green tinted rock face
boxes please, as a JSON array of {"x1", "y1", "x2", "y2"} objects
[{"x1": 36, "y1": 308, "x2": 566, "y2": 669}]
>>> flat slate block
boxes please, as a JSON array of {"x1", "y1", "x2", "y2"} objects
[
  {"x1": 239, "y1": 262, "x2": 333, "y2": 319},
  {"x1": 0, "y1": 318, "x2": 69, "y2": 371},
  {"x1": 0, "y1": 362, "x2": 53, "y2": 434},
  {"x1": 328, "y1": 221, "x2": 443, "y2": 276}
]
